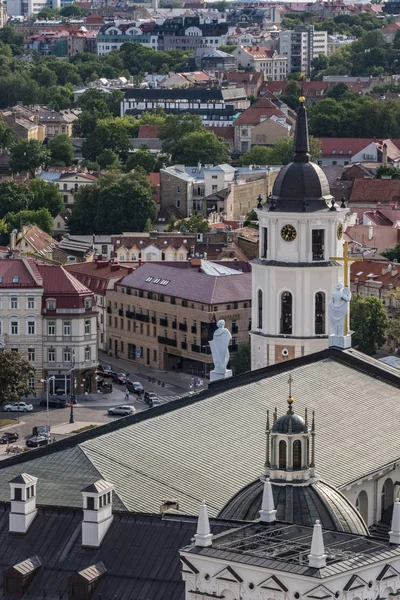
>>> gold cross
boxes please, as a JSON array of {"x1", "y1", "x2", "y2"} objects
[{"x1": 330, "y1": 241, "x2": 363, "y2": 335}]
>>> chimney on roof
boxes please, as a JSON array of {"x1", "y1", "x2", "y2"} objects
[
  {"x1": 81, "y1": 480, "x2": 114, "y2": 548},
  {"x1": 383, "y1": 142, "x2": 388, "y2": 166},
  {"x1": 10, "y1": 229, "x2": 17, "y2": 254},
  {"x1": 9, "y1": 473, "x2": 38, "y2": 534}
]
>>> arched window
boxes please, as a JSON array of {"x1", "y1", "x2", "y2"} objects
[
  {"x1": 278, "y1": 440, "x2": 287, "y2": 469},
  {"x1": 280, "y1": 292, "x2": 292, "y2": 334},
  {"x1": 356, "y1": 490, "x2": 368, "y2": 524},
  {"x1": 315, "y1": 292, "x2": 325, "y2": 334},
  {"x1": 293, "y1": 440, "x2": 301, "y2": 469},
  {"x1": 257, "y1": 289, "x2": 263, "y2": 329}
]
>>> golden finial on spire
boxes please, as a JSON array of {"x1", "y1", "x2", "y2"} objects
[
  {"x1": 299, "y1": 72, "x2": 306, "y2": 104},
  {"x1": 287, "y1": 373, "x2": 294, "y2": 410}
]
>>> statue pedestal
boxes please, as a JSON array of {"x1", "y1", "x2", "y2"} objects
[
  {"x1": 328, "y1": 334, "x2": 352, "y2": 349},
  {"x1": 210, "y1": 369, "x2": 232, "y2": 383}
]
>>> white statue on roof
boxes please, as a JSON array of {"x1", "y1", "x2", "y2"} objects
[
  {"x1": 209, "y1": 320, "x2": 232, "y2": 382},
  {"x1": 328, "y1": 283, "x2": 352, "y2": 342}
]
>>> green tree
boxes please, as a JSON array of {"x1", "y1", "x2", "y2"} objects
[
  {"x1": 232, "y1": 343, "x2": 251, "y2": 374},
  {"x1": 5, "y1": 208, "x2": 54, "y2": 235},
  {"x1": 382, "y1": 242, "x2": 400, "y2": 261},
  {"x1": 239, "y1": 137, "x2": 321, "y2": 166},
  {"x1": 173, "y1": 131, "x2": 230, "y2": 165},
  {"x1": 325, "y1": 82, "x2": 350, "y2": 101},
  {"x1": 68, "y1": 169, "x2": 157, "y2": 234},
  {"x1": 171, "y1": 214, "x2": 210, "y2": 233},
  {"x1": 218, "y1": 44, "x2": 237, "y2": 54},
  {"x1": 34, "y1": 6, "x2": 59, "y2": 19},
  {"x1": 143, "y1": 217, "x2": 153, "y2": 232},
  {"x1": 0, "y1": 26, "x2": 24, "y2": 55},
  {"x1": 159, "y1": 113, "x2": 204, "y2": 155},
  {"x1": 59, "y1": 3, "x2": 84, "y2": 16},
  {"x1": 82, "y1": 116, "x2": 138, "y2": 162},
  {"x1": 0, "y1": 351, "x2": 35, "y2": 404},
  {"x1": 125, "y1": 148, "x2": 157, "y2": 173},
  {"x1": 350, "y1": 294, "x2": 388, "y2": 354},
  {"x1": 376, "y1": 165, "x2": 400, "y2": 179},
  {"x1": 280, "y1": 80, "x2": 301, "y2": 110},
  {"x1": 97, "y1": 148, "x2": 120, "y2": 170},
  {"x1": 48, "y1": 133, "x2": 74, "y2": 166},
  {"x1": 238, "y1": 146, "x2": 274, "y2": 166},
  {"x1": 9, "y1": 139, "x2": 50, "y2": 178},
  {"x1": 0, "y1": 181, "x2": 32, "y2": 218},
  {"x1": 0, "y1": 117, "x2": 13, "y2": 149},
  {"x1": 29, "y1": 179, "x2": 63, "y2": 216}
]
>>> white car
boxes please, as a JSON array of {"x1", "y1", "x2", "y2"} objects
[
  {"x1": 108, "y1": 405, "x2": 136, "y2": 416},
  {"x1": 3, "y1": 402, "x2": 33, "y2": 413}
]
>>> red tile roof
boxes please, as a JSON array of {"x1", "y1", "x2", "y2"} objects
[
  {"x1": 206, "y1": 126, "x2": 234, "y2": 140},
  {"x1": 0, "y1": 258, "x2": 42, "y2": 288},
  {"x1": 350, "y1": 259, "x2": 400, "y2": 287},
  {"x1": 65, "y1": 260, "x2": 133, "y2": 294},
  {"x1": 349, "y1": 179, "x2": 400, "y2": 204},
  {"x1": 138, "y1": 125, "x2": 159, "y2": 139},
  {"x1": 221, "y1": 71, "x2": 263, "y2": 86},
  {"x1": 318, "y1": 138, "x2": 374, "y2": 156},
  {"x1": 234, "y1": 97, "x2": 292, "y2": 126},
  {"x1": 240, "y1": 46, "x2": 274, "y2": 59},
  {"x1": 16, "y1": 225, "x2": 56, "y2": 256},
  {"x1": 364, "y1": 210, "x2": 394, "y2": 226},
  {"x1": 147, "y1": 172, "x2": 160, "y2": 204}
]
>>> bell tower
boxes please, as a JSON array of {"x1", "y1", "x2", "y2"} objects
[{"x1": 250, "y1": 98, "x2": 349, "y2": 369}]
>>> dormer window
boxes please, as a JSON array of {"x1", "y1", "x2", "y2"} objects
[
  {"x1": 12, "y1": 276, "x2": 19, "y2": 284},
  {"x1": 46, "y1": 299, "x2": 56, "y2": 310}
]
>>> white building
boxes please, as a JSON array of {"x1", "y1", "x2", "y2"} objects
[
  {"x1": 279, "y1": 25, "x2": 328, "y2": 76},
  {"x1": 251, "y1": 101, "x2": 348, "y2": 369},
  {"x1": 7, "y1": 0, "x2": 59, "y2": 17},
  {"x1": 0, "y1": 258, "x2": 97, "y2": 394},
  {"x1": 232, "y1": 46, "x2": 287, "y2": 80}
]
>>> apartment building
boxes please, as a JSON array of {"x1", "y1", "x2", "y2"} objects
[
  {"x1": 106, "y1": 260, "x2": 252, "y2": 376},
  {"x1": 0, "y1": 258, "x2": 97, "y2": 395},
  {"x1": 232, "y1": 46, "x2": 287, "y2": 80},
  {"x1": 97, "y1": 23, "x2": 158, "y2": 55},
  {"x1": 160, "y1": 163, "x2": 279, "y2": 219},
  {"x1": 121, "y1": 87, "x2": 249, "y2": 126},
  {"x1": 279, "y1": 25, "x2": 328, "y2": 77}
]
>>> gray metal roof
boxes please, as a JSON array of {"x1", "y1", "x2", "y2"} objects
[
  {"x1": 0, "y1": 508, "x2": 234, "y2": 600},
  {"x1": 0, "y1": 350, "x2": 398, "y2": 517}
]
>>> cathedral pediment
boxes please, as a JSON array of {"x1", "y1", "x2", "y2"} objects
[
  {"x1": 180, "y1": 555, "x2": 199, "y2": 574},
  {"x1": 304, "y1": 584, "x2": 335, "y2": 599},
  {"x1": 215, "y1": 566, "x2": 243, "y2": 583},
  {"x1": 343, "y1": 574, "x2": 368, "y2": 591},
  {"x1": 377, "y1": 564, "x2": 400, "y2": 581},
  {"x1": 258, "y1": 574, "x2": 288, "y2": 592}
]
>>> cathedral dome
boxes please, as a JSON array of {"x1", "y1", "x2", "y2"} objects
[
  {"x1": 269, "y1": 102, "x2": 333, "y2": 212},
  {"x1": 218, "y1": 478, "x2": 369, "y2": 536},
  {"x1": 273, "y1": 411, "x2": 305, "y2": 434}
]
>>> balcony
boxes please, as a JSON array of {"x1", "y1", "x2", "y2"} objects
[
  {"x1": 136, "y1": 313, "x2": 150, "y2": 323},
  {"x1": 126, "y1": 310, "x2": 135, "y2": 319},
  {"x1": 179, "y1": 323, "x2": 187, "y2": 332},
  {"x1": 191, "y1": 326, "x2": 197, "y2": 334},
  {"x1": 151, "y1": 316, "x2": 157, "y2": 324},
  {"x1": 172, "y1": 320, "x2": 177, "y2": 329},
  {"x1": 181, "y1": 342, "x2": 187, "y2": 350},
  {"x1": 191, "y1": 344, "x2": 200, "y2": 353},
  {"x1": 160, "y1": 318, "x2": 168, "y2": 327},
  {"x1": 157, "y1": 336, "x2": 177, "y2": 347},
  {"x1": 118, "y1": 309, "x2": 123, "y2": 316}
]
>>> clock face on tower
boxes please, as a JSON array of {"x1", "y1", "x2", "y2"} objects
[
  {"x1": 281, "y1": 224, "x2": 297, "y2": 242},
  {"x1": 337, "y1": 223, "x2": 343, "y2": 240}
]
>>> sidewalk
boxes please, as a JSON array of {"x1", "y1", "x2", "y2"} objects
[{"x1": 98, "y1": 350, "x2": 208, "y2": 394}]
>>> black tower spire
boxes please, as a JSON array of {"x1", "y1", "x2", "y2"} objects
[{"x1": 293, "y1": 99, "x2": 310, "y2": 164}]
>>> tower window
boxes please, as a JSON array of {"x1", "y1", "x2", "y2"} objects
[
  {"x1": 312, "y1": 229, "x2": 325, "y2": 261},
  {"x1": 280, "y1": 292, "x2": 292, "y2": 334},
  {"x1": 257, "y1": 289, "x2": 263, "y2": 329},
  {"x1": 293, "y1": 440, "x2": 302, "y2": 469},
  {"x1": 262, "y1": 227, "x2": 268, "y2": 259},
  {"x1": 315, "y1": 292, "x2": 326, "y2": 334},
  {"x1": 279, "y1": 440, "x2": 287, "y2": 469}
]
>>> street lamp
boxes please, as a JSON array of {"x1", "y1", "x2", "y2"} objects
[
  {"x1": 40, "y1": 375, "x2": 55, "y2": 439},
  {"x1": 69, "y1": 350, "x2": 76, "y2": 424}
]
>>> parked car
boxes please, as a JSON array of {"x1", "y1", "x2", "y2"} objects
[
  {"x1": 26, "y1": 435, "x2": 49, "y2": 448},
  {"x1": 40, "y1": 397, "x2": 67, "y2": 409},
  {"x1": 108, "y1": 405, "x2": 136, "y2": 416},
  {"x1": 3, "y1": 402, "x2": 33, "y2": 413},
  {"x1": 126, "y1": 381, "x2": 144, "y2": 395},
  {"x1": 96, "y1": 365, "x2": 114, "y2": 378},
  {"x1": 112, "y1": 372, "x2": 128, "y2": 385},
  {"x1": 0, "y1": 432, "x2": 19, "y2": 444}
]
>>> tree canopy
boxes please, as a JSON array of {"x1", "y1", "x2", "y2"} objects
[
  {"x1": 350, "y1": 294, "x2": 388, "y2": 354},
  {"x1": 238, "y1": 137, "x2": 321, "y2": 166},
  {"x1": 68, "y1": 169, "x2": 157, "y2": 234},
  {"x1": 172, "y1": 130, "x2": 230, "y2": 165},
  {"x1": 5, "y1": 208, "x2": 54, "y2": 235},
  {"x1": 48, "y1": 133, "x2": 75, "y2": 166},
  {"x1": 0, "y1": 351, "x2": 35, "y2": 404},
  {"x1": 382, "y1": 242, "x2": 400, "y2": 261},
  {"x1": 9, "y1": 139, "x2": 50, "y2": 178},
  {"x1": 168, "y1": 214, "x2": 211, "y2": 233}
]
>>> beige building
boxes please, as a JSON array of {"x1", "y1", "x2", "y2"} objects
[
  {"x1": 2, "y1": 110, "x2": 45, "y2": 142},
  {"x1": 106, "y1": 260, "x2": 252, "y2": 377},
  {"x1": 232, "y1": 46, "x2": 287, "y2": 80},
  {"x1": 224, "y1": 168, "x2": 279, "y2": 221}
]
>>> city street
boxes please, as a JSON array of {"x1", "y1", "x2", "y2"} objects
[{"x1": 0, "y1": 355, "x2": 207, "y2": 460}]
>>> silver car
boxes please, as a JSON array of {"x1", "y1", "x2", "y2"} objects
[
  {"x1": 3, "y1": 402, "x2": 33, "y2": 412},
  {"x1": 108, "y1": 405, "x2": 136, "y2": 416}
]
